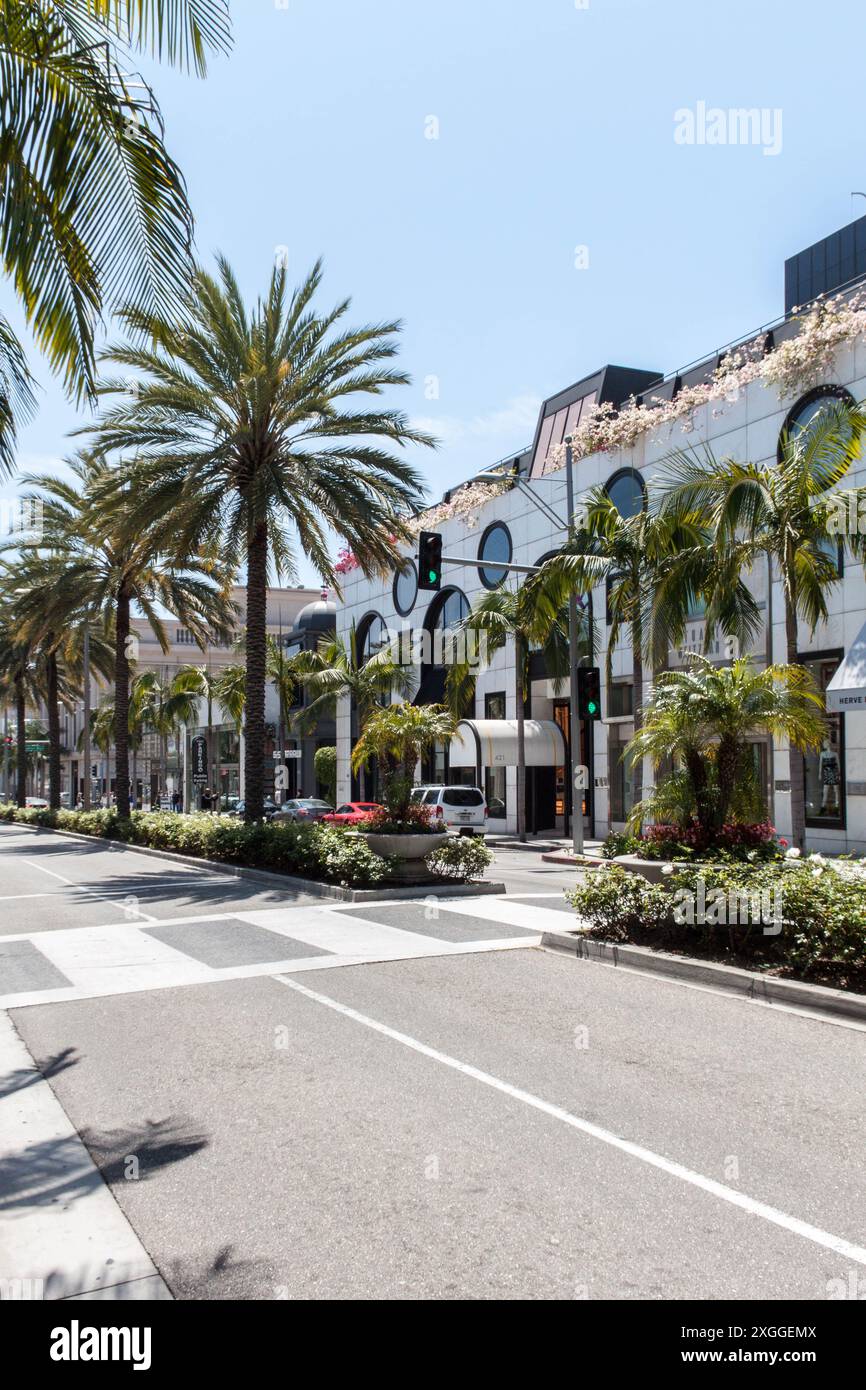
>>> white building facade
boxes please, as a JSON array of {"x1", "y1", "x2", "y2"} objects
[{"x1": 336, "y1": 218, "x2": 866, "y2": 854}]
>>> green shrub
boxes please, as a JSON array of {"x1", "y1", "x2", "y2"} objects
[
  {"x1": 566, "y1": 857, "x2": 866, "y2": 987},
  {"x1": 0, "y1": 805, "x2": 387, "y2": 888},
  {"x1": 425, "y1": 834, "x2": 494, "y2": 882}
]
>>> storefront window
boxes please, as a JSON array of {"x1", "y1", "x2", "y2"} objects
[
  {"x1": 801, "y1": 655, "x2": 845, "y2": 828},
  {"x1": 609, "y1": 731, "x2": 633, "y2": 824}
]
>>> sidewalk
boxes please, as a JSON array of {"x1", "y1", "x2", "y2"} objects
[
  {"x1": 0, "y1": 1012, "x2": 172, "y2": 1301},
  {"x1": 486, "y1": 835, "x2": 605, "y2": 856}
]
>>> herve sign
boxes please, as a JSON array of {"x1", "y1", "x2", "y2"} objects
[{"x1": 49, "y1": 1321, "x2": 152, "y2": 1371}]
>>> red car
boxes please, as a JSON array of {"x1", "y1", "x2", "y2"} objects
[{"x1": 324, "y1": 801, "x2": 384, "y2": 825}]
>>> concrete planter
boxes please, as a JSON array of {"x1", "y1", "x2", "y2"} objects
[
  {"x1": 612, "y1": 854, "x2": 716, "y2": 883},
  {"x1": 357, "y1": 831, "x2": 448, "y2": 860}
]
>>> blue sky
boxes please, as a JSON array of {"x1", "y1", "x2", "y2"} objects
[{"x1": 5, "y1": 0, "x2": 866, "y2": 584}]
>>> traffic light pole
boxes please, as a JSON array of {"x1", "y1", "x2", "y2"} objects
[{"x1": 565, "y1": 437, "x2": 584, "y2": 858}]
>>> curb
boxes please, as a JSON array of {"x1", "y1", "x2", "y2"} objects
[
  {"x1": 540, "y1": 928, "x2": 866, "y2": 1023},
  {"x1": 3, "y1": 823, "x2": 504, "y2": 904},
  {"x1": 541, "y1": 852, "x2": 606, "y2": 867}
]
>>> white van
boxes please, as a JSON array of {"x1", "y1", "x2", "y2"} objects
[{"x1": 411, "y1": 785, "x2": 487, "y2": 836}]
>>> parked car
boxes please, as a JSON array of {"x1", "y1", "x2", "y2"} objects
[
  {"x1": 226, "y1": 798, "x2": 280, "y2": 820},
  {"x1": 323, "y1": 801, "x2": 384, "y2": 825},
  {"x1": 25, "y1": 796, "x2": 49, "y2": 809},
  {"x1": 410, "y1": 785, "x2": 487, "y2": 835},
  {"x1": 271, "y1": 798, "x2": 334, "y2": 824}
]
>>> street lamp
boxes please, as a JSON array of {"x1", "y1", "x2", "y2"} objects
[{"x1": 470, "y1": 443, "x2": 587, "y2": 855}]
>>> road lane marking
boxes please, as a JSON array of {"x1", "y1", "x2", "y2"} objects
[
  {"x1": 276, "y1": 973, "x2": 866, "y2": 1270},
  {"x1": 20, "y1": 860, "x2": 157, "y2": 921}
]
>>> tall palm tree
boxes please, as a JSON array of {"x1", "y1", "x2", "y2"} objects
[
  {"x1": 522, "y1": 491, "x2": 738, "y2": 830},
  {"x1": 15, "y1": 454, "x2": 234, "y2": 817},
  {"x1": 0, "y1": 616, "x2": 36, "y2": 805},
  {"x1": 89, "y1": 256, "x2": 432, "y2": 818},
  {"x1": 446, "y1": 586, "x2": 591, "y2": 842},
  {"x1": 0, "y1": 0, "x2": 231, "y2": 459},
  {"x1": 2, "y1": 553, "x2": 114, "y2": 807},
  {"x1": 628, "y1": 654, "x2": 826, "y2": 835},
  {"x1": 657, "y1": 396, "x2": 866, "y2": 848}
]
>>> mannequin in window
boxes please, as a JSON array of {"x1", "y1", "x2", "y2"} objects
[{"x1": 819, "y1": 734, "x2": 840, "y2": 814}]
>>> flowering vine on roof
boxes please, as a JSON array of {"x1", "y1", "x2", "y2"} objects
[
  {"x1": 332, "y1": 291, "x2": 866, "y2": 575},
  {"x1": 544, "y1": 290, "x2": 866, "y2": 472}
]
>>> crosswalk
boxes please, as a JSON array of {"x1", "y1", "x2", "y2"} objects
[{"x1": 0, "y1": 893, "x2": 577, "y2": 1010}]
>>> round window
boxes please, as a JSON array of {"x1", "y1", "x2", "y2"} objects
[
  {"x1": 478, "y1": 523, "x2": 512, "y2": 588},
  {"x1": 605, "y1": 469, "x2": 645, "y2": 519},
  {"x1": 393, "y1": 559, "x2": 418, "y2": 616}
]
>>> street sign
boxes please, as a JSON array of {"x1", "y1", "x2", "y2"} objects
[{"x1": 191, "y1": 735, "x2": 208, "y2": 787}]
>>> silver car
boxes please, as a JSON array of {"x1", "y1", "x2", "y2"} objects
[{"x1": 271, "y1": 798, "x2": 334, "y2": 824}]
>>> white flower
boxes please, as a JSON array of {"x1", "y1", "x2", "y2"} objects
[
  {"x1": 661, "y1": 862, "x2": 675, "y2": 875},
  {"x1": 807, "y1": 853, "x2": 825, "y2": 865},
  {"x1": 785, "y1": 847, "x2": 801, "y2": 859},
  {"x1": 812, "y1": 867, "x2": 824, "y2": 878}
]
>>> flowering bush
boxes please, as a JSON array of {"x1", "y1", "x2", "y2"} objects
[
  {"x1": 602, "y1": 821, "x2": 781, "y2": 862},
  {"x1": 425, "y1": 835, "x2": 494, "y2": 881},
  {"x1": 354, "y1": 802, "x2": 441, "y2": 835}
]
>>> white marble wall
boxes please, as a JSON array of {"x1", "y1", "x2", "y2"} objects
[{"x1": 337, "y1": 335, "x2": 866, "y2": 851}]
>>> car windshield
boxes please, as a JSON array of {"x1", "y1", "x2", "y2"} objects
[
  {"x1": 300, "y1": 800, "x2": 330, "y2": 808},
  {"x1": 423, "y1": 790, "x2": 440, "y2": 805},
  {"x1": 443, "y1": 789, "x2": 484, "y2": 806}
]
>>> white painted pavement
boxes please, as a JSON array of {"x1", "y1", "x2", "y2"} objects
[{"x1": 0, "y1": 895, "x2": 557, "y2": 1010}]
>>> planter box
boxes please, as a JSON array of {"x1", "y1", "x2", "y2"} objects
[{"x1": 356, "y1": 831, "x2": 448, "y2": 860}]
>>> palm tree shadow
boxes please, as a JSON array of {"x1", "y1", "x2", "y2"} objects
[
  {"x1": 81, "y1": 1116, "x2": 209, "y2": 1184},
  {"x1": 0, "y1": 1046, "x2": 79, "y2": 1098}
]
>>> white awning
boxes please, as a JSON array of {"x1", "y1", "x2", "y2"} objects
[
  {"x1": 449, "y1": 719, "x2": 567, "y2": 769},
  {"x1": 826, "y1": 620, "x2": 866, "y2": 712}
]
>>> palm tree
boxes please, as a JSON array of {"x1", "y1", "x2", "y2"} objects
[
  {"x1": 16, "y1": 454, "x2": 234, "y2": 817},
  {"x1": 446, "y1": 585, "x2": 590, "y2": 842},
  {"x1": 0, "y1": 0, "x2": 231, "y2": 460},
  {"x1": 0, "y1": 618, "x2": 37, "y2": 806},
  {"x1": 628, "y1": 655, "x2": 826, "y2": 836},
  {"x1": 131, "y1": 670, "x2": 198, "y2": 800},
  {"x1": 297, "y1": 628, "x2": 415, "y2": 800},
  {"x1": 351, "y1": 703, "x2": 457, "y2": 819},
  {"x1": 2, "y1": 553, "x2": 114, "y2": 808},
  {"x1": 88, "y1": 257, "x2": 433, "y2": 819},
  {"x1": 524, "y1": 488, "x2": 756, "y2": 830},
  {"x1": 657, "y1": 395, "x2": 866, "y2": 848}
]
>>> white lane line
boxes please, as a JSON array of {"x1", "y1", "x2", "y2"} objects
[
  {"x1": 276, "y1": 974, "x2": 866, "y2": 1269},
  {"x1": 20, "y1": 859, "x2": 157, "y2": 921}
]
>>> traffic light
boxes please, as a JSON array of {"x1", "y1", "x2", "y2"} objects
[
  {"x1": 577, "y1": 666, "x2": 601, "y2": 721},
  {"x1": 418, "y1": 531, "x2": 442, "y2": 591}
]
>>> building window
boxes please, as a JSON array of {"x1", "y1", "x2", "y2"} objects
[
  {"x1": 393, "y1": 559, "x2": 418, "y2": 617},
  {"x1": 478, "y1": 522, "x2": 512, "y2": 589},
  {"x1": 608, "y1": 728, "x2": 634, "y2": 824},
  {"x1": 782, "y1": 385, "x2": 854, "y2": 453},
  {"x1": 484, "y1": 691, "x2": 507, "y2": 815},
  {"x1": 801, "y1": 653, "x2": 845, "y2": 829},
  {"x1": 605, "y1": 468, "x2": 646, "y2": 519},
  {"x1": 356, "y1": 612, "x2": 389, "y2": 663},
  {"x1": 608, "y1": 680, "x2": 633, "y2": 717},
  {"x1": 427, "y1": 587, "x2": 470, "y2": 639}
]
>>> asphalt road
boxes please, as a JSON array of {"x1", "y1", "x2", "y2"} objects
[{"x1": 2, "y1": 824, "x2": 866, "y2": 1301}]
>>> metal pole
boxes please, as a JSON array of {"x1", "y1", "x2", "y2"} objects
[
  {"x1": 82, "y1": 626, "x2": 92, "y2": 811},
  {"x1": 564, "y1": 436, "x2": 584, "y2": 857}
]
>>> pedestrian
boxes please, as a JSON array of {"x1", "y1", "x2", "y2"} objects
[
  {"x1": 172, "y1": 789, "x2": 182, "y2": 814},
  {"x1": 201, "y1": 786, "x2": 212, "y2": 812}
]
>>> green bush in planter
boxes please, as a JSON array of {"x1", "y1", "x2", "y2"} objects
[{"x1": 425, "y1": 835, "x2": 494, "y2": 882}]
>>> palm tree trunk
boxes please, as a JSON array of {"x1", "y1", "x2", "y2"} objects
[
  {"x1": 244, "y1": 522, "x2": 269, "y2": 821},
  {"x1": 114, "y1": 585, "x2": 132, "y2": 818},
  {"x1": 15, "y1": 675, "x2": 26, "y2": 808},
  {"x1": 46, "y1": 650, "x2": 61, "y2": 811},
  {"x1": 785, "y1": 598, "x2": 806, "y2": 850},
  {"x1": 515, "y1": 634, "x2": 527, "y2": 842}
]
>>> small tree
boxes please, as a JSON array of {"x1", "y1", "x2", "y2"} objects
[
  {"x1": 351, "y1": 704, "x2": 457, "y2": 820},
  {"x1": 314, "y1": 745, "x2": 337, "y2": 805},
  {"x1": 627, "y1": 655, "x2": 826, "y2": 836}
]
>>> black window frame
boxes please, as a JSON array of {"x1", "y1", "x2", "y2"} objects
[
  {"x1": 797, "y1": 646, "x2": 846, "y2": 832},
  {"x1": 392, "y1": 558, "x2": 418, "y2": 617},
  {"x1": 477, "y1": 521, "x2": 513, "y2": 590}
]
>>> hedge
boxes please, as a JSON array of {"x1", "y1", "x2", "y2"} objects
[{"x1": 0, "y1": 805, "x2": 388, "y2": 888}]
